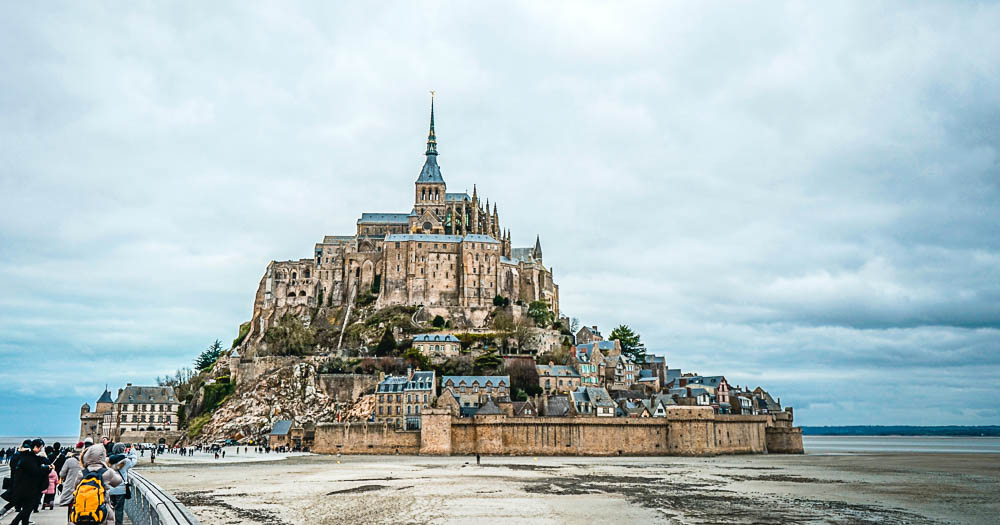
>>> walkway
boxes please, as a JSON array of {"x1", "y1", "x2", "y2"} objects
[{"x1": 0, "y1": 464, "x2": 132, "y2": 525}]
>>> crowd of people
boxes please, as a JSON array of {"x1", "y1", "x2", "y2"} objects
[{"x1": 0, "y1": 437, "x2": 136, "y2": 525}]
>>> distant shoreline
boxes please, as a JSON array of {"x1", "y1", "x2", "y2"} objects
[{"x1": 802, "y1": 426, "x2": 1000, "y2": 437}]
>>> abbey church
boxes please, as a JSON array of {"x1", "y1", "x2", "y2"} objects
[{"x1": 243, "y1": 97, "x2": 559, "y2": 339}]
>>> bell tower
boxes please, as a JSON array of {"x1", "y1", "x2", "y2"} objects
[{"x1": 414, "y1": 92, "x2": 447, "y2": 227}]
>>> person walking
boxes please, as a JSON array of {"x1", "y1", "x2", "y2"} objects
[
  {"x1": 107, "y1": 443, "x2": 136, "y2": 525},
  {"x1": 76, "y1": 444, "x2": 123, "y2": 525},
  {"x1": 0, "y1": 440, "x2": 31, "y2": 519},
  {"x1": 57, "y1": 443, "x2": 85, "y2": 525},
  {"x1": 5, "y1": 438, "x2": 51, "y2": 525},
  {"x1": 41, "y1": 467, "x2": 57, "y2": 510}
]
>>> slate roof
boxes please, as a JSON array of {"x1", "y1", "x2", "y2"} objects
[
  {"x1": 445, "y1": 192, "x2": 471, "y2": 202},
  {"x1": 474, "y1": 398, "x2": 503, "y2": 416},
  {"x1": 441, "y1": 375, "x2": 509, "y2": 387},
  {"x1": 512, "y1": 401, "x2": 535, "y2": 417},
  {"x1": 378, "y1": 371, "x2": 435, "y2": 392},
  {"x1": 413, "y1": 334, "x2": 460, "y2": 343},
  {"x1": 416, "y1": 154, "x2": 445, "y2": 183},
  {"x1": 270, "y1": 420, "x2": 293, "y2": 436},
  {"x1": 510, "y1": 247, "x2": 536, "y2": 263},
  {"x1": 115, "y1": 386, "x2": 177, "y2": 404},
  {"x1": 358, "y1": 213, "x2": 410, "y2": 224},
  {"x1": 572, "y1": 387, "x2": 617, "y2": 408},
  {"x1": 545, "y1": 395, "x2": 571, "y2": 416},
  {"x1": 385, "y1": 234, "x2": 500, "y2": 244},
  {"x1": 97, "y1": 389, "x2": 114, "y2": 404},
  {"x1": 536, "y1": 364, "x2": 580, "y2": 378}
]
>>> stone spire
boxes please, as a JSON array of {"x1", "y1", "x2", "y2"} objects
[
  {"x1": 416, "y1": 93, "x2": 444, "y2": 184},
  {"x1": 426, "y1": 91, "x2": 437, "y2": 156},
  {"x1": 533, "y1": 235, "x2": 543, "y2": 261}
]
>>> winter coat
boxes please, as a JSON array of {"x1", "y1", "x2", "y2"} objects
[
  {"x1": 107, "y1": 448, "x2": 137, "y2": 496},
  {"x1": 57, "y1": 454, "x2": 83, "y2": 507},
  {"x1": 44, "y1": 468, "x2": 57, "y2": 495},
  {"x1": 80, "y1": 445, "x2": 123, "y2": 525},
  {"x1": 4, "y1": 449, "x2": 49, "y2": 505}
]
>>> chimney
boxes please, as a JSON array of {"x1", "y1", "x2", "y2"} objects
[
  {"x1": 407, "y1": 367, "x2": 413, "y2": 380},
  {"x1": 592, "y1": 325, "x2": 598, "y2": 331},
  {"x1": 126, "y1": 383, "x2": 132, "y2": 387}
]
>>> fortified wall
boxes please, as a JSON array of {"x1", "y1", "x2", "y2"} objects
[{"x1": 314, "y1": 406, "x2": 804, "y2": 456}]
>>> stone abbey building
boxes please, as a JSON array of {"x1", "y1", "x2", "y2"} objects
[{"x1": 244, "y1": 97, "x2": 559, "y2": 340}]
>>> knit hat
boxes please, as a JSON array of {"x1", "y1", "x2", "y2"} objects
[
  {"x1": 112, "y1": 443, "x2": 126, "y2": 454},
  {"x1": 75, "y1": 441, "x2": 86, "y2": 450}
]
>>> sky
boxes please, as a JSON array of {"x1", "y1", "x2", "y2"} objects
[{"x1": 1, "y1": 1, "x2": 998, "y2": 436}]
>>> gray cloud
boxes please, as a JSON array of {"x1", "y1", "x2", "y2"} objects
[{"x1": 1, "y1": 1, "x2": 999, "y2": 433}]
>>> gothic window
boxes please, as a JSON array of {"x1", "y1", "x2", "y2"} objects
[
  {"x1": 305, "y1": 269, "x2": 310, "y2": 279},
  {"x1": 291, "y1": 271, "x2": 297, "y2": 280}
]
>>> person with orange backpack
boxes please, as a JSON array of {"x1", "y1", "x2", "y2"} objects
[{"x1": 71, "y1": 445, "x2": 123, "y2": 525}]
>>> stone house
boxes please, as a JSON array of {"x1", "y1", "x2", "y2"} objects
[
  {"x1": 440, "y1": 375, "x2": 510, "y2": 413},
  {"x1": 575, "y1": 325, "x2": 603, "y2": 344},
  {"x1": 512, "y1": 400, "x2": 537, "y2": 417},
  {"x1": 536, "y1": 363, "x2": 581, "y2": 394},
  {"x1": 412, "y1": 333, "x2": 461, "y2": 360},
  {"x1": 375, "y1": 369, "x2": 435, "y2": 429},
  {"x1": 604, "y1": 354, "x2": 638, "y2": 390},
  {"x1": 618, "y1": 399, "x2": 651, "y2": 418},
  {"x1": 635, "y1": 369, "x2": 660, "y2": 392},
  {"x1": 79, "y1": 388, "x2": 115, "y2": 442},
  {"x1": 571, "y1": 341, "x2": 618, "y2": 387},
  {"x1": 570, "y1": 387, "x2": 616, "y2": 417}
]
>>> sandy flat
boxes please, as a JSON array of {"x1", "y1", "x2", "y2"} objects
[{"x1": 137, "y1": 451, "x2": 1000, "y2": 524}]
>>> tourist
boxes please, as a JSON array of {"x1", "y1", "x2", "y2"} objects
[
  {"x1": 107, "y1": 443, "x2": 137, "y2": 525},
  {"x1": 0, "y1": 448, "x2": 5, "y2": 465},
  {"x1": 101, "y1": 437, "x2": 112, "y2": 456},
  {"x1": 41, "y1": 467, "x2": 57, "y2": 510},
  {"x1": 57, "y1": 442, "x2": 85, "y2": 524},
  {"x1": 4, "y1": 438, "x2": 51, "y2": 525},
  {"x1": 78, "y1": 444, "x2": 123, "y2": 525},
  {"x1": 150, "y1": 448, "x2": 155, "y2": 464},
  {"x1": 0, "y1": 440, "x2": 31, "y2": 519}
]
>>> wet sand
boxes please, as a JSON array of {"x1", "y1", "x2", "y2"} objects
[{"x1": 140, "y1": 452, "x2": 1000, "y2": 524}]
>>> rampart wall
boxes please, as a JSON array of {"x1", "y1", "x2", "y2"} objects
[
  {"x1": 314, "y1": 422, "x2": 420, "y2": 454},
  {"x1": 314, "y1": 406, "x2": 788, "y2": 456}
]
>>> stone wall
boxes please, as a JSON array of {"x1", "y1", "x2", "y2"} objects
[
  {"x1": 765, "y1": 427, "x2": 804, "y2": 454},
  {"x1": 312, "y1": 405, "x2": 785, "y2": 456},
  {"x1": 119, "y1": 430, "x2": 184, "y2": 446},
  {"x1": 317, "y1": 374, "x2": 380, "y2": 403},
  {"x1": 313, "y1": 422, "x2": 420, "y2": 454}
]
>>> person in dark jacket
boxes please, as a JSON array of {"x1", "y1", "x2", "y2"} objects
[
  {"x1": 4, "y1": 439, "x2": 51, "y2": 525},
  {"x1": 0, "y1": 440, "x2": 32, "y2": 519}
]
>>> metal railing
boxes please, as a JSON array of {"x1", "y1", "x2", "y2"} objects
[{"x1": 124, "y1": 470, "x2": 200, "y2": 525}]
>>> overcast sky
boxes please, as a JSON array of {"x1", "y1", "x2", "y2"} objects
[{"x1": 2, "y1": 2, "x2": 998, "y2": 435}]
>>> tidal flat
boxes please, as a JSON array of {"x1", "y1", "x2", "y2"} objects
[{"x1": 141, "y1": 452, "x2": 1000, "y2": 524}]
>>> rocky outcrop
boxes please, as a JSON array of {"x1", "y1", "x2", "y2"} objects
[{"x1": 193, "y1": 361, "x2": 372, "y2": 443}]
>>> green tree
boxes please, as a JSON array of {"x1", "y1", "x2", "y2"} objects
[
  {"x1": 194, "y1": 339, "x2": 225, "y2": 371},
  {"x1": 432, "y1": 315, "x2": 446, "y2": 328},
  {"x1": 474, "y1": 347, "x2": 503, "y2": 374},
  {"x1": 527, "y1": 300, "x2": 554, "y2": 327},
  {"x1": 609, "y1": 324, "x2": 647, "y2": 364},
  {"x1": 376, "y1": 328, "x2": 397, "y2": 356},
  {"x1": 263, "y1": 314, "x2": 315, "y2": 356},
  {"x1": 402, "y1": 346, "x2": 429, "y2": 369}
]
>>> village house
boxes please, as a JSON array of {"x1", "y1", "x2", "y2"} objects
[
  {"x1": 375, "y1": 369, "x2": 435, "y2": 429},
  {"x1": 617, "y1": 398, "x2": 651, "y2": 418},
  {"x1": 605, "y1": 353, "x2": 638, "y2": 390},
  {"x1": 536, "y1": 362, "x2": 582, "y2": 394},
  {"x1": 440, "y1": 375, "x2": 510, "y2": 415},
  {"x1": 570, "y1": 386, "x2": 616, "y2": 417},
  {"x1": 575, "y1": 325, "x2": 603, "y2": 344},
  {"x1": 571, "y1": 341, "x2": 616, "y2": 386},
  {"x1": 412, "y1": 333, "x2": 461, "y2": 359}
]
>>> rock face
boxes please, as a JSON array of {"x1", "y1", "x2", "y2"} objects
[{"x1": 195, "y1": 362, "x2": 370, "y2": 443}]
